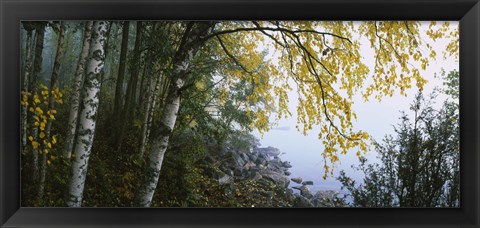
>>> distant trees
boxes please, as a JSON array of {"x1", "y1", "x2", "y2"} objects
[{"x1": 338, "y1": 70, "x2": 460, "y2": 207}]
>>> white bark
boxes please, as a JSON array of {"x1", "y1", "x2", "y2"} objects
[
  {"x1": 64, "y1": 21, "x2": 93, "y2": 159},
  {"x1": 67, "y1": 21, "x2": 109, "y2": 207},
  {"x1": 136, "y1": 93, "x2": 181, "y2": 206},
  {"x1": 136, "y1": 22, "x2": 214, "y2": 207},
  {"x1": 22, "y1": 29, "x2": 34, "y2": 148}
]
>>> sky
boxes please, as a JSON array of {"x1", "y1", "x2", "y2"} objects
[{"x1": 251, "y1": 21, "x2": 459, "y2": 195}]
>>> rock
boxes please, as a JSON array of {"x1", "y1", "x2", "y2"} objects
[
  {"x1": 292, "y1": 185, "x2": 313, "y2": 198},
  {"x1": 258, "y1": 146, "x2": 281, "y2": 157},
  {"x1": 314, "y1": 190, "x2": 339, "y2": 199},
  {"x1": 311, "y1": 190, "x2": 340, "y2": 207},
  {"x1": 250, "y1": 171, "x2": 263, "y2": 181},
  {"x1": 291, "y1": 177, "x2": 303, "y2": 184},
  {"x1": 302, "y1": 181, "x2": 314, "y2": 185},
  {"x1": 260, "y1": 170, "x2": 290, "y2": 188},
  {"x1": 218, "y1": 173, "x2": 233, "y2": 185},
  {"x1": 282, "y1": 161, "x2": 292, "y2": 168},
  {"x1": 231, "y1": 153, "x2": 246, "y2": 167},
  {"x1": 248, "y1": 153, "x2": 258, "y2": 161},
  {"x1": 244, "y1": 161, "x2": 256, "y2": 170},
  {"x1": 293, "y1": 195, "x2": 314, "y2": 207},
  {"x1": 299, "y1": 185, "x2": 313, "y2": 198},
  {"x1": 240, "y1": 153, "x2": 250, "y2": 161},
  {"x1": 233, "y1": 167, "x2": 243, "y2": 177}
]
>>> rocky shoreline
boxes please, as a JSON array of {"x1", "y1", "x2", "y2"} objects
[{"x1": 201, "y1": 139, "x2": 344, "y2": 207}]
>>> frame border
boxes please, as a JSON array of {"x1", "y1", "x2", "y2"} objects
[{"x1": 1, "y1": 0, "x2": 479, "y2": 227}]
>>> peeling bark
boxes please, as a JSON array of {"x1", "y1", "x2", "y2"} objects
[
  {"x1": 64, "y1": 21, "x2": 94, "y2": 159},
  {"x1": 136, "y1": 22, "x2": 215, "y2": 207},
  {"x1": 67, "y1": 21, "x2": 109, "y2": 207}
]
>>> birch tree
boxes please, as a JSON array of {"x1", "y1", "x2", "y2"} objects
[
  {"x1": 136, "y1": 22, "x2": 215, "y2": 207},
  {"x1": 28, "y1": 22, "x2": 46, "y2": 181},
  {"x1": 35, "y1": 22, "x2": 66, "y2": 205},
  {"x1": 134, "y1": 21, "x2": 457, "y2": 206},
  {"x1": 67, "y1": 21, "x2": 110, "y2": 207},
  {"x1": 21, "y1": 22, "x2": 35, "y2": 149},
  {"x1": 64, "y1": 21, "x2": 94, "y2": 159}
]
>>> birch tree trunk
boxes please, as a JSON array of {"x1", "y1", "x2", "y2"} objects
[
  {"x1": 112, "y1": 21, "x2": 130, "y2": 147},
  {"x1": 136, "y1": 22, "x2": 215, "y2": 207},
  {"x1": 67, "y1": 21, "x2": 109, "y2": 207},
  {"x1": 64, "y1": 21, "x2": 93, "y2": 159},
  {"x1": 29, "y1": 23, "x2": 46, "y2": 181},
  {"x1": 138, "y1": 66, "x2": 157, "y2": 157},
  {"x1": 21, "y1": 24, "x2": 34, "y2": 149},
  {"x1": 36, "y1": 22, "x2": 66, "y2": 205}
]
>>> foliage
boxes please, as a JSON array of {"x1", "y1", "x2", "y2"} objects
[
  {"x1": 338, "y1": 83, "x2": 459, "y2": 207},
  {"x1": 19, "y1": 20, "x2": 458, "y2": 207}
]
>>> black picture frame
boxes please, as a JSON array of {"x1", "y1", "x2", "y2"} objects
[{"x1": 1, "y1": 0, "x2": 479, "y2": 227}]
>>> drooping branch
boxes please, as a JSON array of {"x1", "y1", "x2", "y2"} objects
[{"x1": 202, "y1": 23, "x2": 353, "y2": 44}]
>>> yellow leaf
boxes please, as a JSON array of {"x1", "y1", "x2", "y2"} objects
[
  {"x1": 28, "y1": 136, "x2": 33, "y2": 141},
  {"x1": 47, "y1": 143, "x2": 52, "y2": 148},
  {"x1": 195, "y1": 81, "x2": 205, "y2": 90},
  {"x1": 39, "y1": 132, "x2": 45, "y2": 138},
  {"x1": 52, "y1": 136, "x2": 57, "y2": 144}
]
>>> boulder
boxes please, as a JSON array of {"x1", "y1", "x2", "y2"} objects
[
  {"x1": 218, "y1": 173, "x2": 233, "y2": 185},
  {"x1": 282, "y1": 161, "x2": 292, "y2": 168},
  {"x1": 293, "y1": 185, "x2": 313, "y2": 198},
  {"x1": 311, "y1": 190, "x2": 340, "y2": 207},
  {"x1": 293, "y1": 195, "x2": 314, "y2": 207},
  {"x1": 249, "y1": 171, "x2": 263, "y2": 181},
  {"x1": 260, "y1": 170, "x2": 290, "y2": 188},
  {"x1": 299, "y1": 185, "x2": 313, "y2": 198},
  {"x1": 231, "y1": 153, "x2": 246, "y2": 167},
  {"x1": 291, "y1": 177, "x2": 303, "y2": 184},
  {"x1": 258, "y1": 146, "x2": 281, "y2": 157},
  {"x1": 302, "y1": 180, "x2": 314, "y2": 186},
  {"x1": 243, "y1": 161, "x2": 256, "y2": 170},
  {"x1": 233, "y1": 167, "x2": 243, "y2": 177}
]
